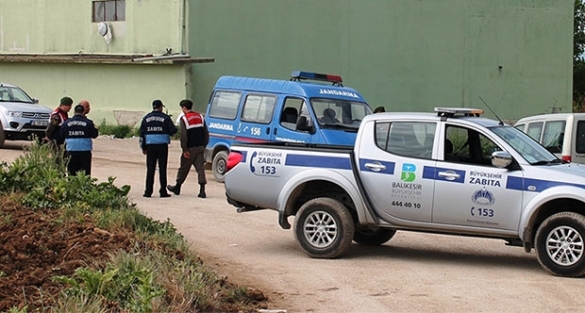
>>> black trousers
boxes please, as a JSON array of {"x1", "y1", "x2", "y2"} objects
[
  {"x1": 145, "y1": 144, "x2": 169, "y2": 196},
  {"x1": 66, "y1": 151, "x2": 92, "y2": 176}
]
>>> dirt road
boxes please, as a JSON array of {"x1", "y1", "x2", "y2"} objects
[{"x1": 2, "y1": 137, "x2": 584, "y2": 313}]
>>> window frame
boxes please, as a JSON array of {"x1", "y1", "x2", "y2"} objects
[
  {"x1": 240, "y1": 94, "x2": 277, "y2": 124},
  {"x1": 208, "y1": 90, "x2": 242, "y2": 120},
  {"x1": 92, "y1": 0, "x2": 126, "y2": 22}
]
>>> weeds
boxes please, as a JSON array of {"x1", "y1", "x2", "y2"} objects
[
  {"x1": 1, "y1": 140, "x2": 266, "y2": 313},
  {"x1": 98, "y1": 119, "x2": 139, "y2": 138}
]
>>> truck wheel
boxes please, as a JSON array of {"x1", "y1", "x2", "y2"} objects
[
  {"x1": 293, "y1": 197, "x2": 355, "y2": 259},
  {"x1": 353, "y1": 228, "x2": 396, "y2": 246},
  {"x1": 535, "y1": 212, "x2": 585, "y2": 277},
  {"x1": 212, "y1": 151, "x2": 228, "y2": 183}
]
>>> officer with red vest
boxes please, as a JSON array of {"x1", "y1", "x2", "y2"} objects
[
  {"x1": 45, "y1": 96, "x2": 73, "y2": 160},
  {"x1": 167, "y1": 99, "x2": 209, "y2": 198}
]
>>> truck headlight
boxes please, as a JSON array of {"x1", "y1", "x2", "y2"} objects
[{"x1": 7, "y1": 111, "x2": 23, "y2": 118}]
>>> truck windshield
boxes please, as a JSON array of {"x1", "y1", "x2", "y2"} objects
[
  {"x1": 0, "y1": 86, "x2": 35, "y2": 104},
  {"x1": 490, "y1": 125, "x2": 561, "y2": 165},
  {"x1": 312, "y1": 98, "x2": 372, "y2": 129}
]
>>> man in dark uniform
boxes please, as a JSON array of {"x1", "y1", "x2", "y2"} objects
[
  {"x1": 167, "y1": 99, "x2": 209, "y2": 198},
  {"x1": 45, "y1": 96, "x2": 73, "y2": 159},
  {"x1": 140, "y1": 99, "x2": 178, "y2": 198},
  {"x1": 60, "y1": 104, "x2": 99, "y2": 176}
]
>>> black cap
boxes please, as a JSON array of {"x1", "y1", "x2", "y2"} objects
[
  {"x1": 60, "y1": 96, "x2": 73, "y2": 106},
  {"x1": 152, "y1": 99, "x2": 164, "y2": 109}
]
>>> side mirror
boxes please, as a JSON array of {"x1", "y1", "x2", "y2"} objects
[
  {"x1": 491, "y1": 151, "x2": 513, "y2": 168},
  {"x1": 296, "y1": 116, "x2": 315, "y2": 134},
  {"x1": 32, "y1": 98, "x2": 39, "y2": 104}
]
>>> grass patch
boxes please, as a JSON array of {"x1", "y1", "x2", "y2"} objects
[
  {"x1": 97, "y1": 119, "x2": 140, "y2": 139},
  {"x1": 0, "y1": 142, "x2": 267, "y2": 312}
]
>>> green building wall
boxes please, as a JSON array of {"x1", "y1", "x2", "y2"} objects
[
  {"x1": 189, "y1": 0, "x2": 574, "y2": 120},
  {"x1": 0, "y1": 0, "x2": 190, "y2": 124},
  {"x1": 0, "y1": 0, "x2": 574, "y2": 125}
]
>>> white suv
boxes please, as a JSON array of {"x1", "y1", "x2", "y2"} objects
[{"x1": 0, "y1": 83, "x2": 52, "y2": 148}]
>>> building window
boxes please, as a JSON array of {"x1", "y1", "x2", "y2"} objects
[{"x1": 92, "y1": 0, "x2": 125, "y2": 22}]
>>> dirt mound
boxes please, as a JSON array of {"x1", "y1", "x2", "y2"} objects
[{"x1": 0, "y1": 198, "x2": 139, "y2": 311}]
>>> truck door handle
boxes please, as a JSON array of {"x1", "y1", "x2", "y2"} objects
[
  {"x1": 438, "y1": 170, "x2": 460, "y2": 181},
  {"x1": 274, "y1": 128, "x2": 277, "y2": 135},
  {"x1": 364, "y1": 162, "x2": 386, "y2": 172},
  {"x1": 266, "y1": 127, "x2": 270, "y2": 135}
]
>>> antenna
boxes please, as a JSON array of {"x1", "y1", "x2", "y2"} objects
[
  {"x1": 478, "y1": 96, "x2": 504, "y2": 126},
  {"x1": 551, "y1": 99, "x2": 559, "y2": 113}
]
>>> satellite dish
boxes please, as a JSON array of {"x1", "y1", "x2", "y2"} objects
[{"x1": 97, "y1": 22, "x2": 112, "y2": 44}]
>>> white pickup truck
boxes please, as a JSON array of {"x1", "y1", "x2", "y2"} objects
[{"x1": 224, "y1": 108, "x2": 585, "y2": 277}]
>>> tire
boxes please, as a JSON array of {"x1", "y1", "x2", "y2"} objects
[
  {"x1": 353, "y1": 228, "x2": 396, "y2": 246},
  {"x1": 212, "y1": 150, "x2": 228, "y2": 183},
  {"x1": 293, "y1": 197, "x2": 355, "y2": 259},
  {"x1": 535, "y1": 212, "x2": 585, "y2": 277}
]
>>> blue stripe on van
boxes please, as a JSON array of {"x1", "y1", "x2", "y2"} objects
[
  {"x1": 422, "y1": 166, "x2": 466, "y2": 183},
  {"x1": 285, "y1": 154, "x2": 352, "y2": 170},
  {"x1": 506, "y1": 176, "x2": 585, "y2": 192},
  {"x1": 239, "y1": 150, "x2": 247, "y2": 163}
]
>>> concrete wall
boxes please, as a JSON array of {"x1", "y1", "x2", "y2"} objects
[
  {"x1": 0, "y1": 0, "x2": 189, "y2": 124},
  {"x1": 0, "y1": 0, "x2": 185, "y2": 55},
  {"x1": 0, "y1": 63, "x2": 187, "y2": 125},
  {"x1": 188, "y1": 0, "x2": 574, "y2": 120}
]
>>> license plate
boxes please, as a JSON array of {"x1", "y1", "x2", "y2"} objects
[{"x1": 32, "y1": 120, "x2": 48, "y2": 127}]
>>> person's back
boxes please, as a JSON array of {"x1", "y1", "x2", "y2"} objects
[
  {"x1": 140, "y1": 99, "x2": 178, "y2": 198},
  {"x1": 60, "y1": 104, "x2": 98, "y2": 175},
  {"x1": 168, "y1": 99, "x2": 209, "y2": 198}
]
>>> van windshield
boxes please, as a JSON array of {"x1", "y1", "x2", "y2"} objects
[
  {"x1": 312, "y1": 98, "x2": 372, "y2": 129},
  {"x1": 490, "y1": 125, "x2": 562, "y2": 165}
]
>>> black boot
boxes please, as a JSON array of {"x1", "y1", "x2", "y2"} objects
[
  {"x1": 167, "y1": 184, "x2": 181, "y2": 195},
  {"x1": 198, "y1": 184, "x2": 206, "y2": 198}
]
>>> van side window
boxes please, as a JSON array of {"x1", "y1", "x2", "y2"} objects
[
  {"x1": 280, "y1": 98, "x2": 303, "y2": 130},
  {"x1": 208, "y1": 91, "x2": 241, "y2": 120},
  {"x1": 542, "y1": 121, "x2": 565, "y2": 153},
  {"x1": 445, "y1": 125, "x2": 501, "y2": 166},
  {"x1": 576, "y1": 121, "x2": 585, "y2": 154},
  {"x1": 375, "y1": 121, "x2": 436, "y2": 159},
  {"x1": 241, "y1": 94, "x2": 276, "y2": 124},
  {"x1": 526, "y1": 122, "x2": 543, "y2": 142}
]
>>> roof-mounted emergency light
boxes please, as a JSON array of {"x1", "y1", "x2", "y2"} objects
[
  {"x1": 435, "y1": 107, "x2": 484, "y2": 120},
  {"x1": 290, "y1": 70, "x2": 343, "y2": 86}
]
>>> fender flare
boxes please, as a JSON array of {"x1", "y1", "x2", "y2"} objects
[
  {"x1": 276, "y1": 168, "x2": 373, "y2": 229},
  {"x1": 520, "y1": 185, "x2": 585, "y2": 243}
]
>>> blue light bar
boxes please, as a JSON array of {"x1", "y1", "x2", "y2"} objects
[{"x1": 290, "y1": 70, "x2": 343, "y2": 84}]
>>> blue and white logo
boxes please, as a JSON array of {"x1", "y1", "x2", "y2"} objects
[{"x1": 471, "y1": 187, "x2": 495, "y2": 205}]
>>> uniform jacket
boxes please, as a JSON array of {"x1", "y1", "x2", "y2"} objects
[
  {"x1": 139, "y1": 110, "x2": 178, "y2": 150},
  {"x1": 60, "y1": 114, "x2": 99, "y2": 151},
  {"x1": 180, "y1": 111, "x2": 209, "y2": 151},
  {"x1": 46, "y1": 108, "x2": 68, "y2": 144}
]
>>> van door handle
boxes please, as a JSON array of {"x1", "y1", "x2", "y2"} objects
[
  {"x1": 364, "y1": 162, "x2": 386, "y2": 172},
  {"x1": 273, "y1": 128, "x2": 277, "y2": 135},
  {"x1": 266, "y1": 127, "x2": 270, "y2": 135},
  {"x1": 438, "y1": 170, "x2": 460, "y2": 181}
]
